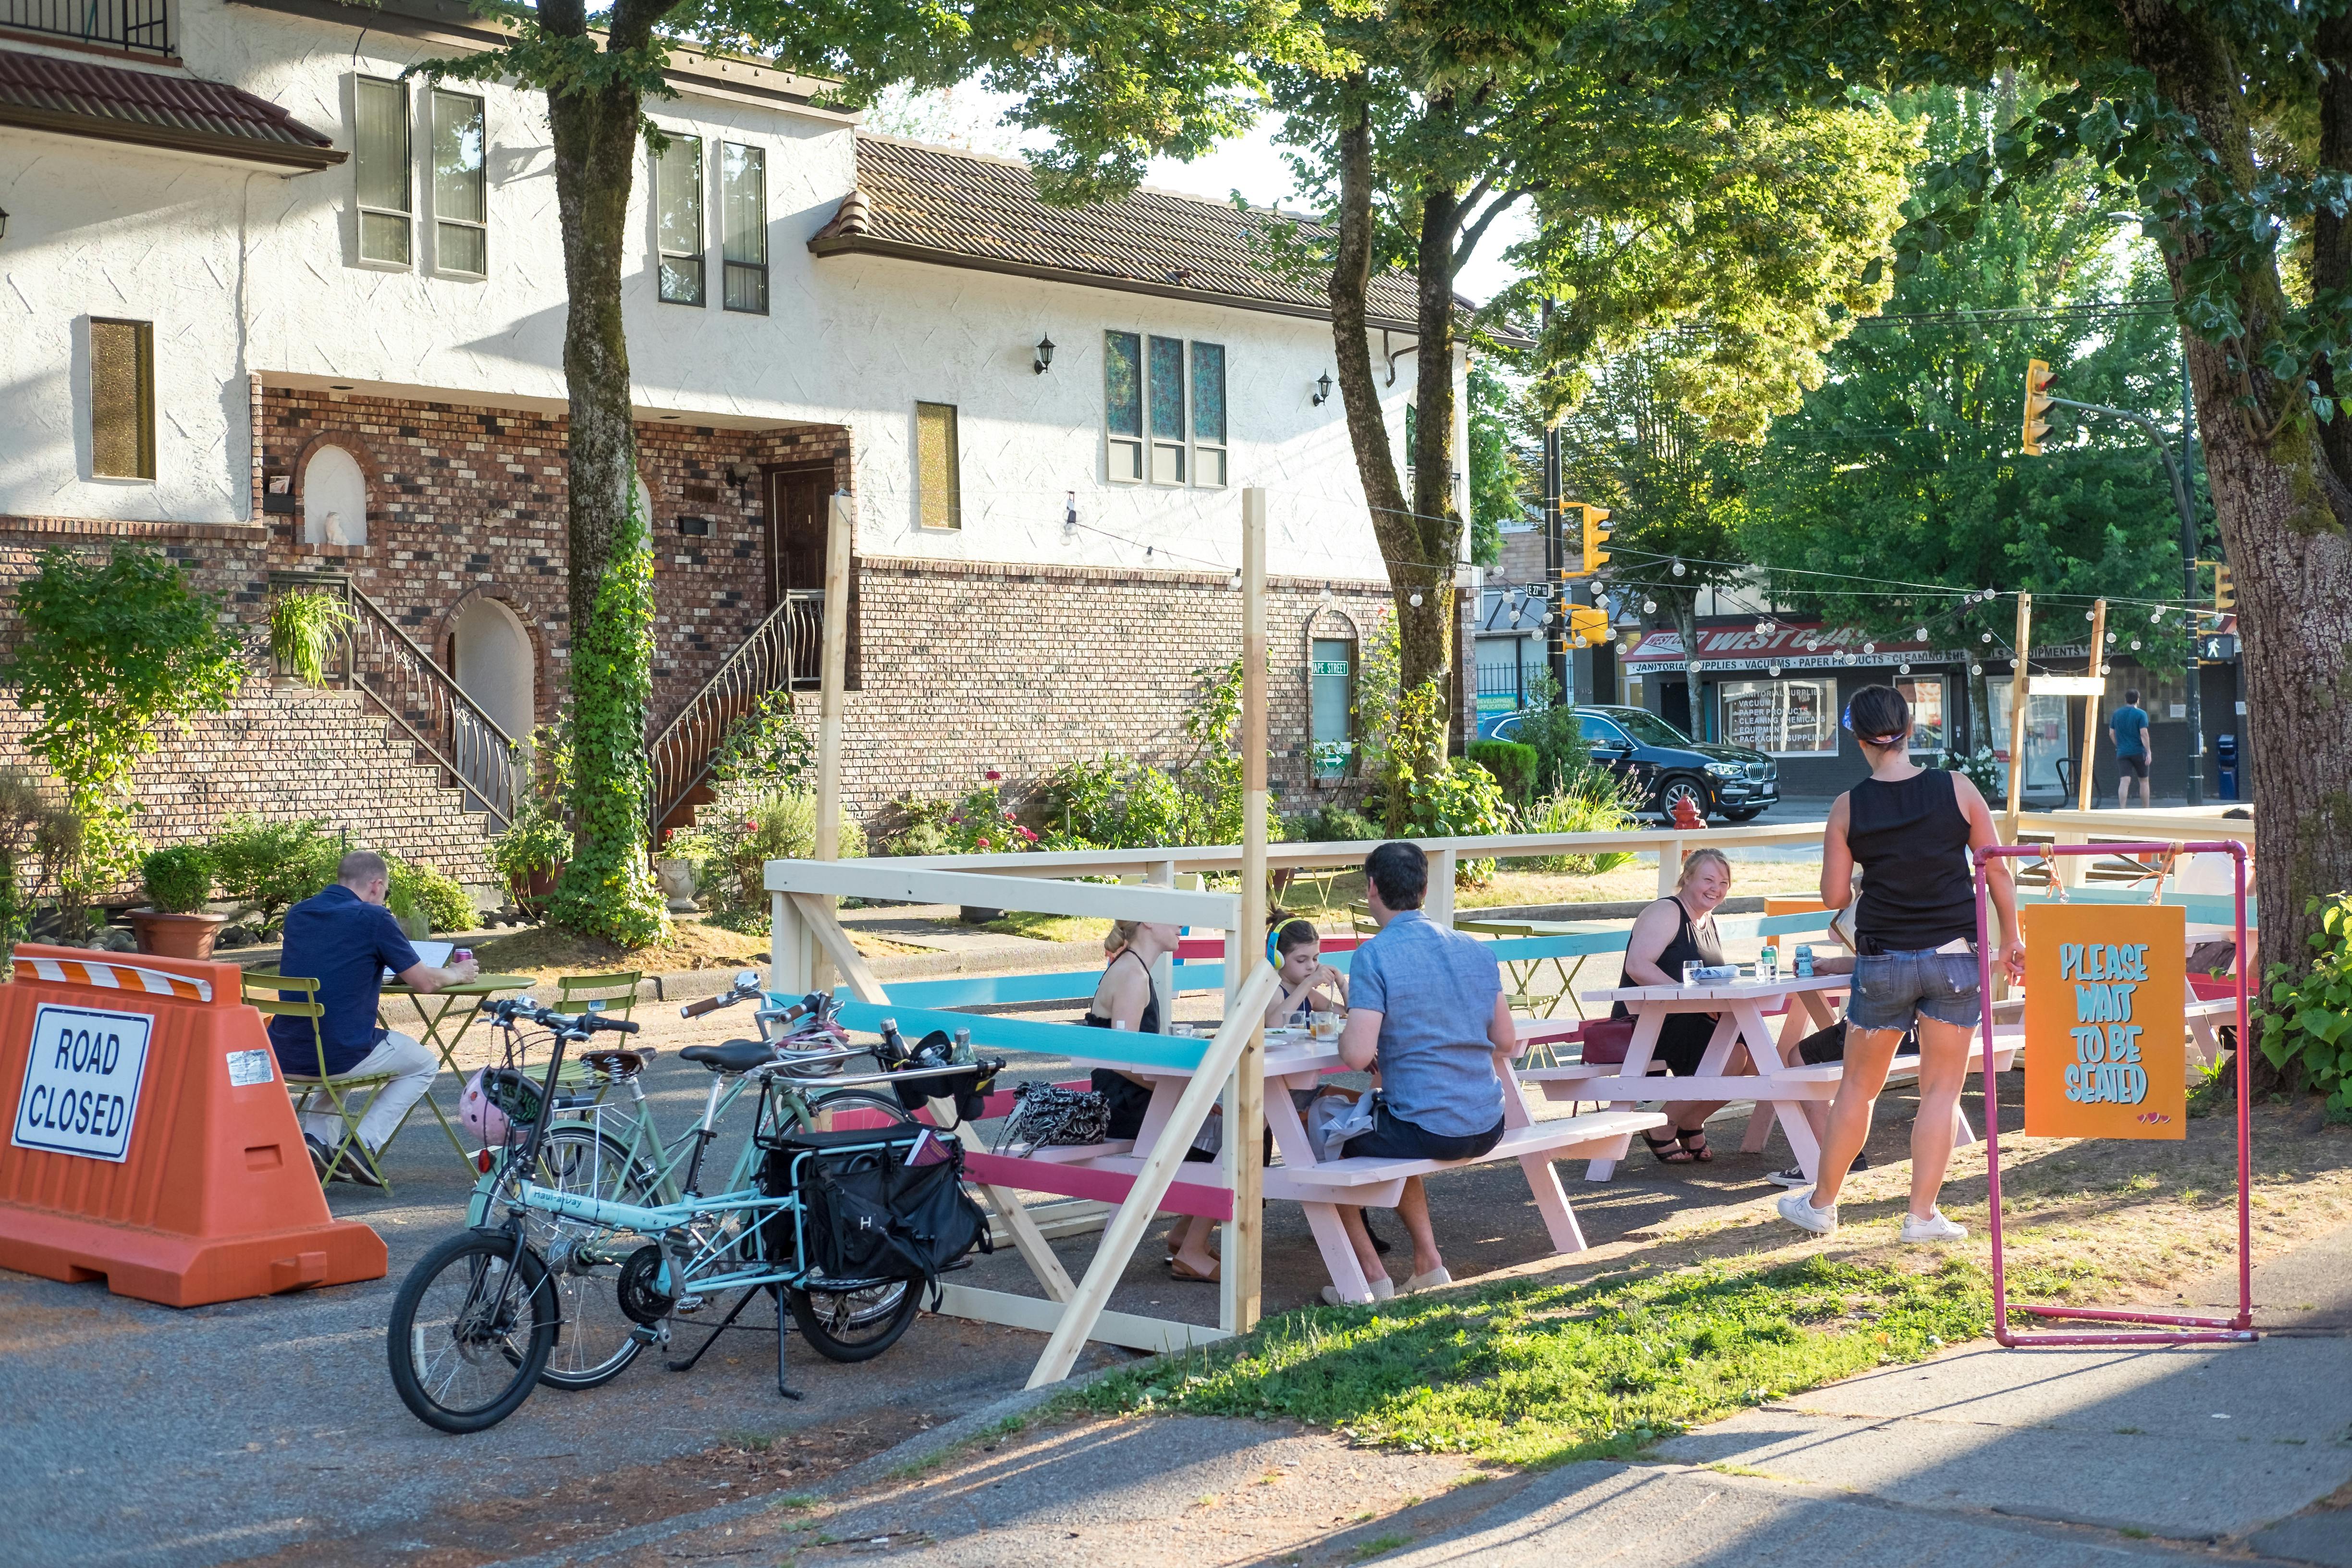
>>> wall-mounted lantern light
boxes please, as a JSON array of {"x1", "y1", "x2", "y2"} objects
[
  {"x1": 1034, "y1": 333, "x2": 1056, "y2": 375},
  {"x1": 1311, "y1": 371, "x2": 1333, "y2": 406}
]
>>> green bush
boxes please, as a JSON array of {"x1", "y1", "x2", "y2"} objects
[
  {"x1": 1288, "y1": 804, "x2": 1382, "y2": 843},
  {"x1": 881, "y1": 783, "x2": 1041, "y2": 857},
  {"x1": 2259, "y1": 893, "x2": 2352, "y2": 1114},
  {"x1": 138, "y1": 843, "x2": 214, "y2": 914},
  {"x1": 669, "y1": 787, "x2": 867, "y2": 915},
  {"x1": 1510, "y1": 675, "x2": 1597, "y2": 796},
  {"x1": 1512, "y1": 776, "x2": 1643, "y2": 874},
  {"x1": 1468, "y1": 739, "x2": 1540, "y2": 804},
  {"x1": 208, "y1": 816, "x2": 338, "y2": 932},
  {"x1": 385, "y1": 856, "x2": 473, "y2": 935},
  {"x1": 488, "y1": 810, "x2": 574, "y2": 882},
  {"x1": 1038, "y1": 758, "x2": 1205, "y2": 849}
]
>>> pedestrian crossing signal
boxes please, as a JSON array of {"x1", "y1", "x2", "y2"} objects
[{"x1": 2022, "y1": 359, "x2": 2057, "y2": 455}]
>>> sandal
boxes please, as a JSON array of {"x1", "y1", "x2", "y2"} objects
[
  {"x1": 1676, "y1": 1128, "x2": 1714, "y2": 1163},
  {"x1": 1169, "y1": 1256, "x2": 1220, "y2": 1283},
  {"x1": 1644, "y1": 1130, "x2": 1695, "y2": 1165}
]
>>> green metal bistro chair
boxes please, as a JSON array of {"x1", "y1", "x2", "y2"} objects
[
  {"x1": 243, "y1": 971, "x2": 398, "y2": 1190},
  {"x1": 554, "y1": 971, "x2": 642, "y2": 1020}
]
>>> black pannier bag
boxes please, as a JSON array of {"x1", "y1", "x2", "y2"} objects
[
  {"x1": 882, "y1": 1028, "x2": 1003, "y2": 1122},
  {"x1": 759, "y1": 1125, "x2": 991, "y2": 1290}
]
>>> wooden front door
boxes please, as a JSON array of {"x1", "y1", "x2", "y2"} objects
[{"x1": 766, "y1": 465, "x2": 833, "y2": 608}]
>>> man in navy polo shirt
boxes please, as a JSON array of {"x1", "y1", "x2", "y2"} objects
[
  {"x1": 1327, "y1": 841, "x2": 1518, "y2": 1301},
  {"x1": 271, "y1": 851, "x2": 477, "y2": 1184}
]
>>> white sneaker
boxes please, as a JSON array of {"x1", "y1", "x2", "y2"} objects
[
  {"x1": 1899, "y1": 1209, "x2": 1967, "y2": 1244},
  {"x1": 1776, "y1": 1191, "x2": 1838, "y2": 1235},
  {"x1": 1321, "y1": 1276, "x2": 1395, "y2": 1306},
  {"x1": 1401, "y1": 1267, "x2": 1453, "y2": 1293}
]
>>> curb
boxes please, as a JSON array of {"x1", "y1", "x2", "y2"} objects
[{"x1": 482, "y1": 1354, "x2": 1136, "y2": 1567}]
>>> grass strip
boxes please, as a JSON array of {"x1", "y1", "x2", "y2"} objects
[{"x1": 1069, "y1": 1255, "x2": 2002, "y2": 1468}]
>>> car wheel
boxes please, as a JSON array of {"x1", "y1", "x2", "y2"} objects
[{"x1": 1651, "y1": 774, "x2": 1711, "y2": 821}]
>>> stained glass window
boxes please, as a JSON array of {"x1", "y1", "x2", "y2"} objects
[
  {"x1": 1104, "y1": 331, "x2": 1142, "y2": 481},
  {"x1": 917, "y1": 402, "x2": 960, "y2": 529},
  {"x1": 89, "y1": 318, "x2": 154, "y2": 480},
  {"x1": 1148, "y1": 336, "x2": 1185, "y2": 440}
]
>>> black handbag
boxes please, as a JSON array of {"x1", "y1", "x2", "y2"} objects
[{"x1": 762, "y1": 1126, "x2": 991, "y2": 1288}]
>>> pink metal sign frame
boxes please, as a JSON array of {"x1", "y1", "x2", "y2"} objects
[{"x1": 1972, "y1": 838, "x2": 2257, "y2": 1347}]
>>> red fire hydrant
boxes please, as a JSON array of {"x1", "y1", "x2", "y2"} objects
[{"x1": 1668, "y1": 793, "x2": 1709, "y2": 831}]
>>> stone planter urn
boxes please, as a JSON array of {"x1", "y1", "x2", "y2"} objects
[
  {"x1": 130, "y1": 909, "x2": 231, "y2": 961},
  {"x1": 655, "y1": 857, "x2": 700, "y2": 913}
]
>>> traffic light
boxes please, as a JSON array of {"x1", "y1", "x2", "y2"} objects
[
  {"x1": 2214, "y1": 562, "x2": 2235, "y2": 612},
  {"x1": 2021, "y1": 359, "x2": 2056, "y2": 455},
  {"x1": 1573, "y1": 503, "x2": 1612, "y2": 577}
]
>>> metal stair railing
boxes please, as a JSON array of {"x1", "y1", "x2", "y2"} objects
[
  {"x1": 649, "y1": 589, "x2": 822, "y2": 829},
  {"x1": 283, "y1": 575, "x2": 528, "y2": 832}
]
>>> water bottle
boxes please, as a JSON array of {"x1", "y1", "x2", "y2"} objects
[
  {"x1": 1759, "y1": 945, "x2": 1779, "y2": 985},
  {"x1": 952, "y1": 1027, "x2": 973, "y2": 1066},
  {"x1": 879, "y1": 1016, "x2": 905, "y2": 1066},
  {"x1": 1794, "y1": 944, "x2": 1815, "y2": 979}
]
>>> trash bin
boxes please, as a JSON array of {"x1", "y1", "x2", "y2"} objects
[{"x1": 2216, "y1": 733, "x2": 2238, "y2": 800}]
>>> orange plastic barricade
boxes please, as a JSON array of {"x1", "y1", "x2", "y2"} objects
[{"x1": 0, "y1": 943, "x2": 386, "y2": 1307}]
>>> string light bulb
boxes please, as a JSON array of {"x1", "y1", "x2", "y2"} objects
[
  {"x1": 2130, "y1": 638, "x2": 2143, "y2": 650},
  {"x1": 1971, "y1": 662, "x2": 1984, "y2": 675},
  {"x1": 1862, "y1": 642, "x2": 1875, "y2": 654},
  {"x1": 1672, "y1": 561, "x2": 1687, "y2": 577},
  {"x1": 1899, "y1": 662, "x2": 1912, "y2": 674},
  {"x1": 1642, "y1": 599, "x2": 1658, "y2": 614},
  {"x1": 1981, "y1": 631, "x2": 1993, "y2": 643},
  {"x1": 1914, "y1": 625, "x2": 1928, "y2": 640},
  {"x1": 1409, "y1": 592, "x2": 1423, "y2": 607}
]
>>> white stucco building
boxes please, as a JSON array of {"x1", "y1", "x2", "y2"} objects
[{"x1": 0, "y1": 0, "x2": 1477, "y2": 835}]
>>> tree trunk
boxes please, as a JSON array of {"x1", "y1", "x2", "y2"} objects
[
  {"x1": 2124, "y1": 3, "x2": 2352, "y2": 1085},
  {"x1": 1411, "y1": 180, "x2": 1466, "y2": 753},
  {"x1": 546, "y1": 49, "x2": 644, "y2": 636},
  {"x1": 1328, "y1": 85, "x2": 1450, "y2": 777},
  {"x1": 539, "y1": 0, "x2": 671, "y2": 944}
]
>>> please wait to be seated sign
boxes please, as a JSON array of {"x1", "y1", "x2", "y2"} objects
[
  {"x1": 11, "y1": 1004, "x2": 153, "y2": 1163},
  {"x1": 2022, "y1": 903, "x2": 2186, "y2": 1140}
]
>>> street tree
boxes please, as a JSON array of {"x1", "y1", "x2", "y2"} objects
[
  {"x1": 1739, "y1": 86, "x2": 2199, "y2": 743},
  {"x1": 1629, "y1": 0, "x2": 2352, "y2": 1072},
  {"x1": 424, "y1": 0, "x2": 1332, "y2": 943},
  {"x1": 1269, "y1": 21, "x2": 1910, "y2": 776}
]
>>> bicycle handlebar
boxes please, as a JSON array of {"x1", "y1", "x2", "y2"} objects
[{"x1": 680, "y1": 993, "x2": 730, "y2": 1018}]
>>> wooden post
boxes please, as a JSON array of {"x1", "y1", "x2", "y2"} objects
[
  {"x1": 1149, "y1": 858, "x2": 1177, "y2": 1012},
  {"x1": 2004, "y1": 592, "x2": 2034, "y2": 839},
  {"x1": 2077, "y1": 598, "x2": 2107, "y2": 812},
  {"x1": 1430, "y1": 846, "x2": 1458, "y2": 927},
  {"x1": 1225, "y1": 486, "x2": 1268, "y2": 1335},
  {"x1": 812, "y1": 490, "x2": 853, "y2": 988}
]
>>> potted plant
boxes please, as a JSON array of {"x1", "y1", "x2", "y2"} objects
[
  {"x1": 490, "y1": 810, "x2": 572, "y2": 919},
  {"x1": 269, "y1": 588, "x2": 355, "y2": 688},
  {"x1": 130, "y1": 843, "x2": 228, "y2": 959}
]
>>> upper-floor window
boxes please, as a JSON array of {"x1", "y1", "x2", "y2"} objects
[
  {"x1": 355, "y1": 76, "x2": 412, "y2": 267},
  {"x1": 1191, "y1": 341, "x2": 1227, "y2": 488},
  {"x1": 89, "y1": 318, "x2": 155, "y2": 481},
  {"x1": 1104, "y1": 330, "x2": 1229, "y2": 487},
  {"x1": 656, "y1": 133, "x2": 705, "y2": 306},
  {"x1": 915, "y1": 402, "x2": 962, "y2": 530},
  {"x1": 720, "y1": 142, "x2": 767, "y2": 314},
  {"x1": 431, "y1": 89, "x2": 486, "y2": 277}
]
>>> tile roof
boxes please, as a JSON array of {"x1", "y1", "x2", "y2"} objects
[
  {"x1": 811, "y1": 135, "x2": 1438, "y2": 331},
  {"x1": 0, "y1": 47, "x2": 343, "y2": 168}
]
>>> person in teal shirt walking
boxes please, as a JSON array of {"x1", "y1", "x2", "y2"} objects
[{"x1": 2110, "y1": 689, "x2": 2153, "y2": 808}]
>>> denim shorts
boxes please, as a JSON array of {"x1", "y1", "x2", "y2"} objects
[{"x1": 1849, "y1": 949, "x2": 1982, "y2": 1031}]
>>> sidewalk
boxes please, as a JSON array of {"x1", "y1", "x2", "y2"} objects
[{"x1": 603, "y1": 1225, "x2": 2352, "y2": 1568}]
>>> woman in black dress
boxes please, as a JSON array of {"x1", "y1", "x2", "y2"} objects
[{"x1": 1613, "y1": 846, "x2": 1743, "y2": 1163}]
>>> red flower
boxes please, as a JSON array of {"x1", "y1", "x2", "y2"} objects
[
  {"x1": 985, "y1": 769, "x2": 1003, "y2": 781},
  {"x1": 977, "y1": 837, "x2": 991, "y2": 848}
]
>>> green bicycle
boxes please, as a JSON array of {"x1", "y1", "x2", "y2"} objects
[{"x1": 467, "y1": 972, "x2": 921, "y2": 1389}]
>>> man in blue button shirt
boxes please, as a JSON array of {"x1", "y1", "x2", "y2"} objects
[
  {"x1": 1329, "y1": 841, "x2": 1517, "y2": 1299},
  {"x1": 271, "y1": 851, "x2": 477, "y2": 1184}
]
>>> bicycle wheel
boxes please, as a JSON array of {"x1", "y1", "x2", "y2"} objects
[
  {"x1": 525, "y1": 1124, "x2": 661, "y2": 1390},
  {"x1": 801, "y1": 1088, "x2": 915, "y2": 1131},
  {"x1": 388, "y1": 1229, "x2": 556, "y2": 1433},
  {"x1": 788, "y1": 1276, "x2": 921, "y2": 1361}
]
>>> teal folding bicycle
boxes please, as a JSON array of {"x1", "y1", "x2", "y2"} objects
[{"x1": 387, "y1": 995, "x2": 981, "y2": 1434}]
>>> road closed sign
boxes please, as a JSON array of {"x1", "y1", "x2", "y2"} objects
[
  {"x1": 12, "y1": 1004, "x2": 153, "y2": 1162},
  {"x1": 2021, "y1": 902, "x2": 2186, "y2": 1139}
]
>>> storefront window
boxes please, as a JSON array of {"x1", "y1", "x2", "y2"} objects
[
  {"x1": 1898, "y1": 676, "x2": 1947, "y2": 753},
  {"x1": 1719, "y1": 678, "x2": 1836, "y2": 755},
  {"x1": 1988, "y1": 679, "x2": 2068, "y2": 796}
]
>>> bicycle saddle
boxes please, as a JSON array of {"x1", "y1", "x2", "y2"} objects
[
  {"x1": 581, "y1": 1047, "x2": 655, "y2": 1075},
  {"x1": 680, "y1": 1039, "x2": 775, "y2": 1073}
]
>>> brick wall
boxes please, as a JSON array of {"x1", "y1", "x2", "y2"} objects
[
  {"x1": 812, "y1": 555, "x2": 1397, "y2": 821},
  {"x1": 254, "y1": 385, "x2": 846, "y2": 731}
]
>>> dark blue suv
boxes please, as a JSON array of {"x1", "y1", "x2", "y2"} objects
[{"x1": 1483, "y1": 705, "x2": 1779, "y2": 822}]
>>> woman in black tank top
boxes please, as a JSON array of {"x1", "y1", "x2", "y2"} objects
[
  {"x1": 1081, "y1": 921, "x2": 1222, "y2": 1282},
  {"x1": 1778, "y1": 686, "x2": 2025, "y2": 1246},
  {"x1": 1612, "y1": 847, "x2": 1738, "y2": 1162}
]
